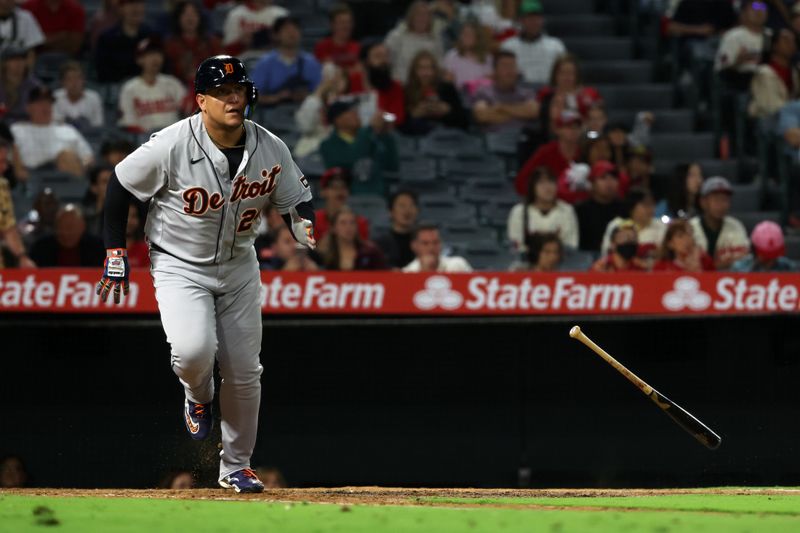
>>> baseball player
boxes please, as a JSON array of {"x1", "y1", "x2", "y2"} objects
[{"x1": 96, "y1": 56, "x2": 316, "y2": 493}]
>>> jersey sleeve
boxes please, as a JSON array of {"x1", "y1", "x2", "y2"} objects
[
  {"x1": 114, "y1": 133, "x2": 171, "y2": 202},
  {"x1": 269, "y1": 136, "x2": 312, "y2": 214}
]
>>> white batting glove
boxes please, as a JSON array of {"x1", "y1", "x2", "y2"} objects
[{"x1": 291, "y1": 215, "x2": 316, "y2": 250}]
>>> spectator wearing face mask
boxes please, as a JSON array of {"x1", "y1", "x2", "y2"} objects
[
  {"x1": 591, "y1": 222, "x2": 646, "y2": 272},
  {"x1": 731, "y1": 220, "x2": 797, "y2": 272},
  {"x1": 600, "y1": 188, "x2": 666, "y2": 268}
]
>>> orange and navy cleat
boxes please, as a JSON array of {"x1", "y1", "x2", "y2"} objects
[
  {"x1": 183, "y1": 399, "x2": 213, "y2": 440},
  {"x1": 219, "y1": 468, "x2": 265, "y2": 493}
]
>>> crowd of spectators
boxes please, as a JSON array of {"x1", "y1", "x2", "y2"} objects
[{"x1": 0, "y1": 0, "x2": 796, "y2": 274}]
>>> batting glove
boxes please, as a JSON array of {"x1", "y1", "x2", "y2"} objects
[
  {"x1": 96, "y1": 248, "x2": 130, "y2": 304},
  {"x1": 291, "y1": 215, "x2": 316, "y2": 250}
]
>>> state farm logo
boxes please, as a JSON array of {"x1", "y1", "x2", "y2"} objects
[
  {"x1": 662, "y1": 277, "x2": 711, "y2": 311},
  {"x1": 413, "y1": 276, "x2": 463, "y2": 310}
]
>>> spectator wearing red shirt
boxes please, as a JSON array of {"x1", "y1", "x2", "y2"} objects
[
  {"x1": 348, "y1": 40, "x2": 406, "y2": 126},
  {"x1": 591, "y1": 222, "x2": 647, "y2": 272},
  {"x1": 537, "y1": 54, "x2": 601, "y2": 143},
  {"x1": 164, "y1": 1, "x2": 223, "y2": 88},
  {"x1": 556, "y1": 134, "x2": 632, "y2": 205},
  {"x1": 22, "y1": 0, "x2": 85, "y2": 56},
  {"x1": 516, "y1": 110, "x2": 582, "y2": 196},
  {"x1": 313, "y1": 167, "x2": 370, "y2": 242},
  {"x1": 126, "y1": 203, "x2": 149, "y2": 268},
  {"x1": 314, "y1": 4, "x2": 360, "y2": 71},
  {"x1": 654, "y1": 218, "x2": 715, "y2": 272}
]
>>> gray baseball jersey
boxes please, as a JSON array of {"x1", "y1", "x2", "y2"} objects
[
  {"x1": 116, "y1": 112, "x2": 311, "y2": 264},
  {"x1": 115, "y1": 112, "x2": 311, "y2": 482}
]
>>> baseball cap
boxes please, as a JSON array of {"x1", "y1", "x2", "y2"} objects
[
  {"x1": 320, "y1": 167, "x2": 352, "y2": 189},
  {"x1": 589, "y1": 160, "x2": 617, "y2": 181},
  {"x1": 519, "y1": 0, "x2": 543, "y2": 15},
  {"x1": 751, "y1": 220, "x2": 785, "y2": 260},
  {"x1": 136, "y1": 37, "x2": 163, "y2": 57},
  {"x1": 326, "y1": 98, "x2": 358, "y2": 124},
  {"x1": 555, "y1": 109, "x2": 582, "y2": 128},
  {"x1": 700, "y1": 176, "x2": 733, "y2": 197},
  {"x1": 28, "y1": 86, "x2": 55, "y2": 103},
  {"x1": 1, "y1": 47, "x2": 27, "y2": 61}
]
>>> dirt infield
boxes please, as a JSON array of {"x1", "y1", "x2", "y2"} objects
[{"x1": 5, "y1": 487, "x2": 800, "y2": 507}]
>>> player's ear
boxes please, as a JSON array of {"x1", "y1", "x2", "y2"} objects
[{"x1": 196, "y1": 93, "x2": 205, "y2": 112}]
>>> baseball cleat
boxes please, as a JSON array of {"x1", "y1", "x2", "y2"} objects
[
  {"x1": 219, "y1": 468, "x2": 265, "y2": 493},
  {"x1": 183, "y1": 399, "x2": 213, "y2": 440}
]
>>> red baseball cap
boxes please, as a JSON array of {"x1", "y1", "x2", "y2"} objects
[
  {"x1": 589, "y1": 160, "x2": 617, "y2": 181},
  {"x1": 320, "y1": 167, "x2": 351, "y2": 189}
]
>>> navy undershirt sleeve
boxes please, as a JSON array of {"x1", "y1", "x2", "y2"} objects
[{"x1": 103, "y1": 171, "x2": 134, "y2": 250}]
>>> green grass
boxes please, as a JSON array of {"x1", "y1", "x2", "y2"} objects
[
  {"x1": 422, "y1": 494, "x2": 800, "y2": 515},
  {"x1": 2, "y1": 493, "x2": 800, "y2": 533}
]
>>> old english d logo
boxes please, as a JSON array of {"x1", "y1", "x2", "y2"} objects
[{"x1": 224, "y1": 63, "x2": 234, "y2": 74}]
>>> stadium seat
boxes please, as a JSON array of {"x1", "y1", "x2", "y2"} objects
[
  {"x1": 441, "y1": 155, "x2": 506, "y2": 182},
  {"x1": 462, "y1": 239, "x2": 509, "y2": 270},
  {"x1": 650, "y1": 133, "x2": 715, "y2": 160},
  {"x1": 546, "y1": 15, "x2": 615, "y2": 37},
  {"x1": 49, "y1": 181, "x2": 88, "y2": 203},
  {"x1": 259, "y1": 105, "x2": 300, "y2": 134},
  {"x1": 735, "y1": 211, "x2": 781, "y2": 233},
  {"x1": 581, "y1": 61, "x2": 652, "y2": 84},
  {"x1": 440, "y1": 222, "x2": 499, "y2": 245},
  {"x1": 595, "y1": 84, "x2": 674, "y2": 110},
  {"x1": 730, "y1": 183, "x2": 761, "y2": 212},
  {"x1": 419, "y1": 129, "x2": 484, "y2": 158},
  {"x1": 784, "y1": 234, "x2": 800, "y2": 260},
  {"x1": 295, "y1": 152, "x2": 326, "y2": 179},
  {"x1": 349, "y1": 195, "x2": 387, "y2": 217},
  {"x1": 419, "y1": 199, "x2": 477, "y2": 224},
  {"x1": 561, "y1": 37, "x2": 632, "y2": 61},
  {"x1": 485, "y1": 129, "x2": 521, "y2": 157},
  {"x1": 560, "y1": 248, "x2": 595, "y2": 272},
  {"x1": 458, "y1": 178, "x2": 517, "y2": 206}
]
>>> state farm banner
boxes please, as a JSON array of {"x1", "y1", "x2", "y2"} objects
[{"x1": 1, "y1": 269, "x2": 799, "y2": 316}]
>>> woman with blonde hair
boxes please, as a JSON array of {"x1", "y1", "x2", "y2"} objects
[{"x1": 402, "y1": 50, "x2": 468, "y2": 135}]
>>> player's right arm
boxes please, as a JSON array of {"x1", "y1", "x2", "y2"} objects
[{"x1": 96, "y1": 134, "x2": 169, "y2": 303}]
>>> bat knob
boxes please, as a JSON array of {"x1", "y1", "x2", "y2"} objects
[{"x1": 569, "y1": 326, "x2": 581, "y2": 338}]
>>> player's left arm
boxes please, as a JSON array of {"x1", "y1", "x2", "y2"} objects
[{"x1": 269, "y1": 137, "x2": 316, "y2": 248}]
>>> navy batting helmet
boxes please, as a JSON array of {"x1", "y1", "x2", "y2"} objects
[{"x1": 194, "y1": 55, "x2": 258, "y2": 118}]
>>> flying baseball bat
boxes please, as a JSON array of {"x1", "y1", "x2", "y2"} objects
[{"x1": 569, "y1": 326, "x2": 721, "y2": 450}]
